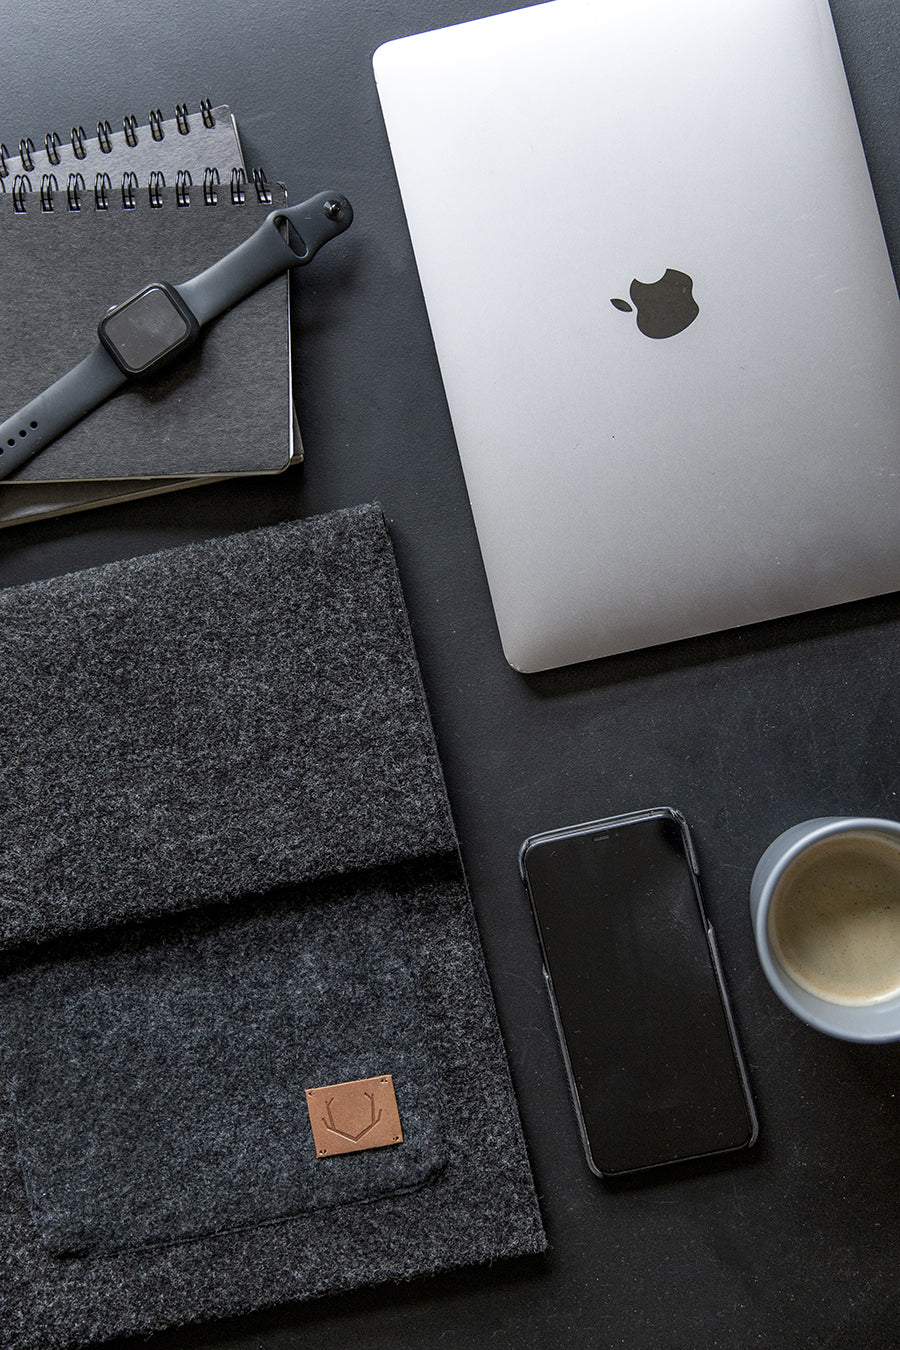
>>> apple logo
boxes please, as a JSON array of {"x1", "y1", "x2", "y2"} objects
[{"x1": 611, "y1": 268, "x2": 699, "y2": 339}]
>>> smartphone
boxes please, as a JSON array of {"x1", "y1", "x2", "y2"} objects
[{"x1": 520, "y1": 808, "x2": 757, "y2": 1177}]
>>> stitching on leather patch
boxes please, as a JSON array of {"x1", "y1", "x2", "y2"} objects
[{"x1": 305, "y1": 1074, "x2": 404, "y2": 1158}]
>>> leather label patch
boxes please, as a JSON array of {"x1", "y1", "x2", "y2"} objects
[{"x1": 306, "y1": 1074, "x2": 403, "y2": 1158}]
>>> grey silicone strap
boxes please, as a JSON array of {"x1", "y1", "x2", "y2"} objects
[
  {"x1": 176, "y1": 191, "x2": 352, "y2": 325},
  {"x1": 0, "y1": 344, "x2": 127, "y2": 478}
]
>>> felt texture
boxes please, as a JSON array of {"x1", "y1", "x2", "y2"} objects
[
  {"x1": 0, "y1": 507, "x2": 455, "y2": 953},
  {"x1": 0, "y1": 507, "x2": 545, "y2": 1347},
  {"x1": 1, "y1": 866, "x2": 447, "y2": 1256}
]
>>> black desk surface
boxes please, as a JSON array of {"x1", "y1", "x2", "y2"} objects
[{"x1": 1, "y1": 2, "x2": 897, "y2": 1347}]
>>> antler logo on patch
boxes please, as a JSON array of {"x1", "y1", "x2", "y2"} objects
[
  {"x1": 322, "y1": 1091, "x2": 382, "y2": 1142},
  {"x1": 305, "y1": 1074, "x2": 403, "y2": 1158}
]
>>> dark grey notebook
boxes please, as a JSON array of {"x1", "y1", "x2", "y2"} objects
[
  {"x1": 0, "y1": 506, "x2": 544, "y2": 1348},
  {"x1": 0, "y1": 176, "x2": 292, "y2": 482}
]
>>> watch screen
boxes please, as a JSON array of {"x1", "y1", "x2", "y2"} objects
[{"x1": 101, "y1": 286, "x2": 192, "y2": 374}]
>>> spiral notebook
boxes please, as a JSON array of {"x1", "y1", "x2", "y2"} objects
[{"x1": 0, "y1": 102, "x2": 295, "y2": 520}]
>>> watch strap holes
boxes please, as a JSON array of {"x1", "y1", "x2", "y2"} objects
[{"x1": 3, "y1": 420, "x2": 38, "y2": 452}]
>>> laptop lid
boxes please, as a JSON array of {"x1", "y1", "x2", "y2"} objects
[{"x1": 374, "y1": 0, "x2": 900, "y2": 672}]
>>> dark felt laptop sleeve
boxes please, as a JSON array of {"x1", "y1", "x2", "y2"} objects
[{"x1": 0, "y1": 505, "x2": 544, "y2": 1348}]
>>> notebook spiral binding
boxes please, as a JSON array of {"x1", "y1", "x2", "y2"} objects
[
  {"x1": 6, "y1": 167, "x2": 271, "y2": 213},
  {"x1": 0, "y1": 100, "x2": 215, "y2": 179},
  {"x1": 0, "y1": 100, "x2": 245, "y2": 193}
]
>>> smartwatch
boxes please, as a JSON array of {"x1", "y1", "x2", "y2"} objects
[{"x1": 0, "y1": 189, "x2": 352, "y2": 479}]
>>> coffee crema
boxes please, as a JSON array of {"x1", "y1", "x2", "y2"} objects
[{"x1": 768, "y1": 830, "x2": 900, "y2": 1006}]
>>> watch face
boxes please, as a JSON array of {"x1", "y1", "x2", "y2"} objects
[{"x1": 98, "y1": 285, "x2": 197, "y2": 376}]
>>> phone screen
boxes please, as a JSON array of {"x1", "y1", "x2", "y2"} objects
[{"x1": 521, "y1": 810, "x2": 756, "y2": 1176}]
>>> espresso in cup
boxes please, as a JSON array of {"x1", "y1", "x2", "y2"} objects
[{"x1": 767, "y1": 829, "x2": 900, "y2": 1006}]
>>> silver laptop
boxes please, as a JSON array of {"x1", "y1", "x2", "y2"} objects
[{"x1": 374, "y1": 0, "x2": 900, "y2": 672}]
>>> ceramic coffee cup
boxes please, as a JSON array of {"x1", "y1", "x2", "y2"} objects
[{"x1": 749, "y1": 817, "x2": 900, "y2": 1043}]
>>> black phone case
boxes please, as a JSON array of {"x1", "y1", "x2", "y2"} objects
[{"x1": 520, "y1": 807, "x2": 758, "y2": 1178}]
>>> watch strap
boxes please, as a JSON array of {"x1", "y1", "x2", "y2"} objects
[
  {"x1": 0, "y1": 344, "x2": 127, "y2": 478},
  {"x1": 175, "y1": 190, "x2": 352, "y2": 326}
]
